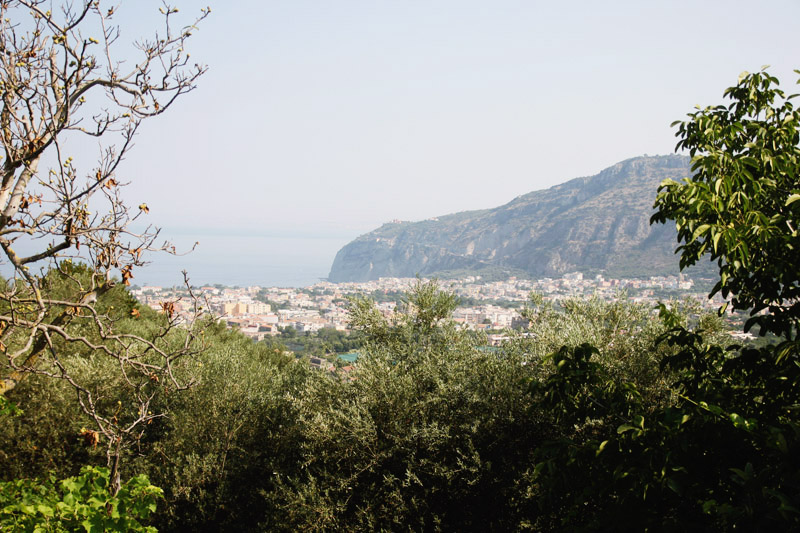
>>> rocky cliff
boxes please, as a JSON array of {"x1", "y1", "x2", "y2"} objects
[{"x1": 328, "y1": 155, "x2": 693, "y2": 282}]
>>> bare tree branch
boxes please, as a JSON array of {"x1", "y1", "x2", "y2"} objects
[{"x1": 0, "y1": 1, "x2": 211, "y2": 494}]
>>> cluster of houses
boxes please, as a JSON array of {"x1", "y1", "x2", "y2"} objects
[{"x1": 130, "y1": 272, "x2": 728, "y2": 345}]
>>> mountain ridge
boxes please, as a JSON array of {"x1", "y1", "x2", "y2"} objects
[{"x1": 328, "y1": 155, "x2": 694, "y2": 282}]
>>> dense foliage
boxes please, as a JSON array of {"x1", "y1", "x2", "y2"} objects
[
  {"x1": 0, "y1": 466, "x2": 162, "y2": 533},
  {"x1": 3, "y1": 65, "x2": 800, "y2": 531},
  {"x1": 272, "y1": 326, "x2": 362, "y2": 358},
  {"x1": 1, "y1": 276, "x2": 693, "y2": 531},
  {"x1": 652, "y1": 68, "x2": 800, "y2": 338},
  {"x1": 273, "y1": 284, "x2": 533, "y2": 530}
]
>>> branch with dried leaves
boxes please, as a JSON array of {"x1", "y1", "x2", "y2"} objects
[{"x1": 0, "y1": 1, "x2": 211, "y2": 494}]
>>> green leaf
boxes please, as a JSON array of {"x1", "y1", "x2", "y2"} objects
[
  {"x1": 692, "y1": 224, "x2": 711, "y2": 241},
  {"x1": 35, "y1": 504, "x2": 54, "y2": 518},
  {"x1": 771, "y1": 429, "x2": 789, "y2": 453},
  {"x1": 596, "y1": 440, "x2": 610, "y2": 456},
  {"x1": 666, "y1": 477, "x2": 683, "y2": 495},
  {"x1": 730, "y1": 467, "x2": 750, "y2": 481},
  {"x1": 617, "y1": 424, "x2": 640, "y2": 435},
  {"x1": 729, "y1": 412, "x2": 749, "y2": 430}
]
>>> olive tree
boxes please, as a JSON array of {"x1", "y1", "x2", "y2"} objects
[
  {"x1": 0, "y1": 1, "x2": 209, "y2": 491},
  {"x1": 273, "y1": 281, "x2": 547, "y2": 531}
]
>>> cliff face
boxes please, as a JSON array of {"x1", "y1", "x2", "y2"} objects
[{"x1": 328, "y1": 155, "x2": 691, "y2": 282}]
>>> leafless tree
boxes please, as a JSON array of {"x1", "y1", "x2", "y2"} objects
[{"x1": 0, "y1": 1, "x2": 210, "y2": 492}]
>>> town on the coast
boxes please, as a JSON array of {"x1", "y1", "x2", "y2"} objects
[{"x1": 131, "y1": 273, "x2": 747, "y2": 360}]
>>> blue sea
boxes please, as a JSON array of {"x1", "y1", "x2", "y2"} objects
[
  {"x1": 133, "y1": 231, "x2": 351, "y2": 288},
  {"x1": 0, "y1": 227, "x2": 357, "y2": 289}
]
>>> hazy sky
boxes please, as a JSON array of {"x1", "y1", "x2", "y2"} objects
[{"x1": 94, "y1": 1, "x2": 800, "y2": 285}]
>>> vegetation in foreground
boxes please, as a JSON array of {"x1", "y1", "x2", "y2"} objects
[{"x1": 0, "y1": 0, "x2": 799, "y2": 529}]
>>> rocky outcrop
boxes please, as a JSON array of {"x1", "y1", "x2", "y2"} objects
[{"x1": 328, "y1": 155, "x2": 691, "y2": 282}]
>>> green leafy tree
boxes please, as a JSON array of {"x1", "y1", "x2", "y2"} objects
[
  {"x1": 0, "y1": 264, "x2": 210, "y2": 494},
  {"x1": 530, "y1": 69, "x2": 800, "y2": 531},
  {"x1": 512, "y1": 293, "x2": 727, "y2": 409},
  {"x1": 0, "y1": 302, "x2": 311, "y2": 532},
  {"x1": 273, "y1": 280, "x2": 545, "y2": 530},
  {"x1": 652, "y1": 68, "x2": 800, "y2": 338},
  {"x1": 138, "y1": 322, "x2": 309, "y2": 532},
  {"x1": 271, "y1": 281, "x2": 704, "y2": 531},
  {"x1": 0, "y1": 466, "x2": 162, "y2": 532}
]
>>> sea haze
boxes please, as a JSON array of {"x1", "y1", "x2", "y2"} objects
[
  {"x1": 135, "y1": 229, "x2": 352, "y2": 288},
  {"x1": 0, "y1": 228, "x2": 353, "y2": 289}
]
